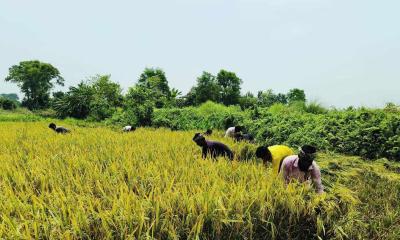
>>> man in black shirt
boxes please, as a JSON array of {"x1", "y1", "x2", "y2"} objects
[{"x1": 193, "y1": 133, "x2": 234, "y2": 160}]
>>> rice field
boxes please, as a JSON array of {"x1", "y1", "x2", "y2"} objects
[{"x1": 0, "y1": 121, "x2": 399, "y2": 239}]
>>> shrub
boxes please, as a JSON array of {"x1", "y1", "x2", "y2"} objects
[
  {"x1": 34, "y1": 108, "x2": 58, "y2": 118},
  {"x1": 304, "y1": 101, "x2": 328, "y2": 114},
  {"x1": 152, "y1": 102, "x2": 399, "y2": 161},
  {"x1": 105, "y1": 109, "x2": 138, "y2": 127},
  {"x1": 0, "y1": 97, "x2": 17, "y2": 110},
  {"x1": 246, "y1": 108, "x2": 400, "y2": 161},
  {"x1": 153, "y1": 101, "x2": 247, "y2": 130}
]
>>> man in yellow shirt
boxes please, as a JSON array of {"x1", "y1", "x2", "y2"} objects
[{"x1": 256, "y1": 145, "x2": 294, "y2": 174}]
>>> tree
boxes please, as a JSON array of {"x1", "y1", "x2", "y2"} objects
[
  {"x1": 53, "y1": 82, "x2": 94, "y2": 119},
  {"x1": 192, "y1": 72, "x2": 220, "y2": 105},
  {"x1": 137, "y1": 68, "x2": 172, "y2": 108},
  {"x1": 168, "y1": 88, "x2": 183, "y2": 107},
  {"x1": 53, "y1": 75, "x2": 122, "y2": 120},
  {"x1": 287, "y1": 88, "x2": 306, "y2": 103},
  {"x1": 216, "y1": 70, "x2": 242, "y2": 105},
  {"x1": 0, "y1": 93, "x2": 19, "y2": 102},
  {"x1": 90, "y1": 75, "x2": 123, "y2": 107},
  {"x1": 50, "y1": 91, "x2": 65, "y2": 108},
  {"x1": 138, "y1": 68, "x2": 170, "y2": 97},
  {"x1": 5, "y1": 60, "x2": 64, "y2": 110},
  {"x1": 239, "y1": 92, "x2": 257, "y2": 110},
  {"x1": 89, "y1": 75, "x2": 123, "y2": 120},
  {"x1": 257, "y1": 89, "x2": 277, "y2": 107},
  {"x1": 125, "y1": 85, "x2": 154, "y2": 126},
  {"x1": 384, "y1": 102, "x2": 399, "y2": 113},
  {"x1": 182, "y1": 87, "x2": 197, "y2": 107},
  {"x1": 0, "y1": 97, "x2": 17, "y2": 110},
  {"x1": 275, "y1": 93, "x2": 288, "y2": 104},
  {"x1": 52, "y1": 91, "x2": 65, "y2": 100},
  {"x1": 147, "y1": 76, "x2": 171, "y2": 108},
  {"x1": 170, "y1": 88, "x2": 182, "y2": 99}
]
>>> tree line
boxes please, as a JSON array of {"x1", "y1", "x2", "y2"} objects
[{"x1": 2, "y1": 60, "x2": 306, "y2": 123}]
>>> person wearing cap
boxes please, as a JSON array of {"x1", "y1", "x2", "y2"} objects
[
  {"x1": 255, "y1": 145, "x2": 294, "y2": 174},
  {"x1": 281, "y1": 145, "x2": 324, "y2": 194}
]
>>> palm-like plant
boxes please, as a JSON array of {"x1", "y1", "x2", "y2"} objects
[{"x1": 53, "y1": 82, "x2": 94, "y2": 119}]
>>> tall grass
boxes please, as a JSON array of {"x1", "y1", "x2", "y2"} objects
[{"x1": 0, "y1": 122, "x2": 399, "y2": 239}]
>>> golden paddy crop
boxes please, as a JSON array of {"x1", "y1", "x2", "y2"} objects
[{"x1": 0, "y1": 122, "x2": 399, "y2": 239}]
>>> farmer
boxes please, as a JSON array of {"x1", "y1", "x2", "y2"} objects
[
  {"x1": 122, "y1": 125, "x2": 136, "y2": 132},
  {"x1": 48, "y1": 123, "x2": 70, "y2": 134},
  {"x1": 255, "y1": 145, "x2": 294, "y2": 174},
  {"x1": 203, "y1": 129, "x2": 213, "y2": 136},
  {"x1": 233, "y1": 132, "x2": 255, "y2": 143},
  {"x1": 225, "y1": 125, "x2": 243, "y2": 138},
  {"x1": 193, "y1": 133, "x2": 234, "y2": 160},
  {"x1": 281, "y1": 145, "x2": 324, "y2": 194}
]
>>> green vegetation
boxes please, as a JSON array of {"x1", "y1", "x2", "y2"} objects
[
  {"x1": 152, "y1": 102, "x2": 400, "y2": 161},
  {"x1": 53, "y1": 75, "x2": 123, "y2": 120},
  {"x1": 5, "y1": 60, "x2": 64, "y2": 110},
  {"x1": 3, "y1": 61, "x2": 399, "y2": 161},
  {"x1": 0, "y1": 97, "x2": 18, "y2": 110}
]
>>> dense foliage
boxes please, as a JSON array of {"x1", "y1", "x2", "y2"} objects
[
  {"x1": 0, "y1": 97, "x2": 18, "y2": 110},
  {"x1": 246, "y1": 106, "x2": 400, "y2": 161},
  {"x1": 153, "y1": 102, "x2": 400, "y2": 161},
  {"x1": 3, "y1": 61, "x2": 399, "y2": 161},
  {"x1": 153, "y1": 101, "x2": 247, "y2": 130},
  {"x1": 0, "y1": 93, "x2": 19, "y2": 102},
  {"x1": 4, "y1": 60, "x2": 64, "y2": 110},
  {"x1": 53, "y1": 75, "x2": 123, "y2": 120}
]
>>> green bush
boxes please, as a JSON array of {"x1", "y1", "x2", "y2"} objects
[
  {"x1": 152, "y1": 102, "x2": 399, "y2": 161},
  {"x1": 304, "y1": 101, "x2": 328, "y2": 114},
  {"x1": 246, "y1": 108, "x2": 400, "y2": 161},
  {"x1": 104, "y1": 109, "x2": 138, "y2": 127},
  {"x1": 153, "y1": 101, "x2": 247, "y2": 130},
  {"x1": 0, "y1": 97, "x2": 18, "y2": 110},
  {"x1": 34, "y1": 108, "x2": 58, "y2": 118}
]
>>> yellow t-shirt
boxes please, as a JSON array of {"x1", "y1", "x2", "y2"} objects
[{"x1": 268, "y1": 145, "x2": 294, "y2": 174}]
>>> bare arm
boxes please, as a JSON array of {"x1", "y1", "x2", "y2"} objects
[
  {"x1": 311, "y1": 164, "x2": 324, "y2": 194},
  {"x1": 282, "y1": 160, "x2": 290, "y2": 185}
]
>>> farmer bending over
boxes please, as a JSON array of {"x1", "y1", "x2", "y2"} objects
[
  {"x1": 281, "y1": 145, "x2": 324, "y2": 194},
  {"x1": 48, "y1": 123, "x2": 70, "y2": 134},
  {"x1": 255, "y1": 145, "x2": 294, "y2": 174},
  {"x1": 233, "y1": 132, "x2": 255, "y2": 143},
  {"x1": 225, "y1": 125, "x2": 243, "y2": 138},
  {"x1": 193, "y1": 133, "x2": 234, "y2": 160}
]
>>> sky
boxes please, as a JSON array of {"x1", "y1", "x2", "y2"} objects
[{"x1": 0, "y1": 0, "x2": 399, "y2": 108}]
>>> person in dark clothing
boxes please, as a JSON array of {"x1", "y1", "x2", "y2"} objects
[
  {"x1": 203, "y1": 129, "x2": 213, "y2": 136},
  {"x1": 49, "y1": 123, "x2": 70, "y2": 134},
  {"x1": 233, "y1": 132, "x2": 255, "y2": 143},
  {"x1": 193, "y1": 133, "x2": 234, "y2": 160}
]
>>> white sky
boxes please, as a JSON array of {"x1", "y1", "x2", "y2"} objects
[{"x1": 1, "y1": 0, "x2": 399, "y2": 108}]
